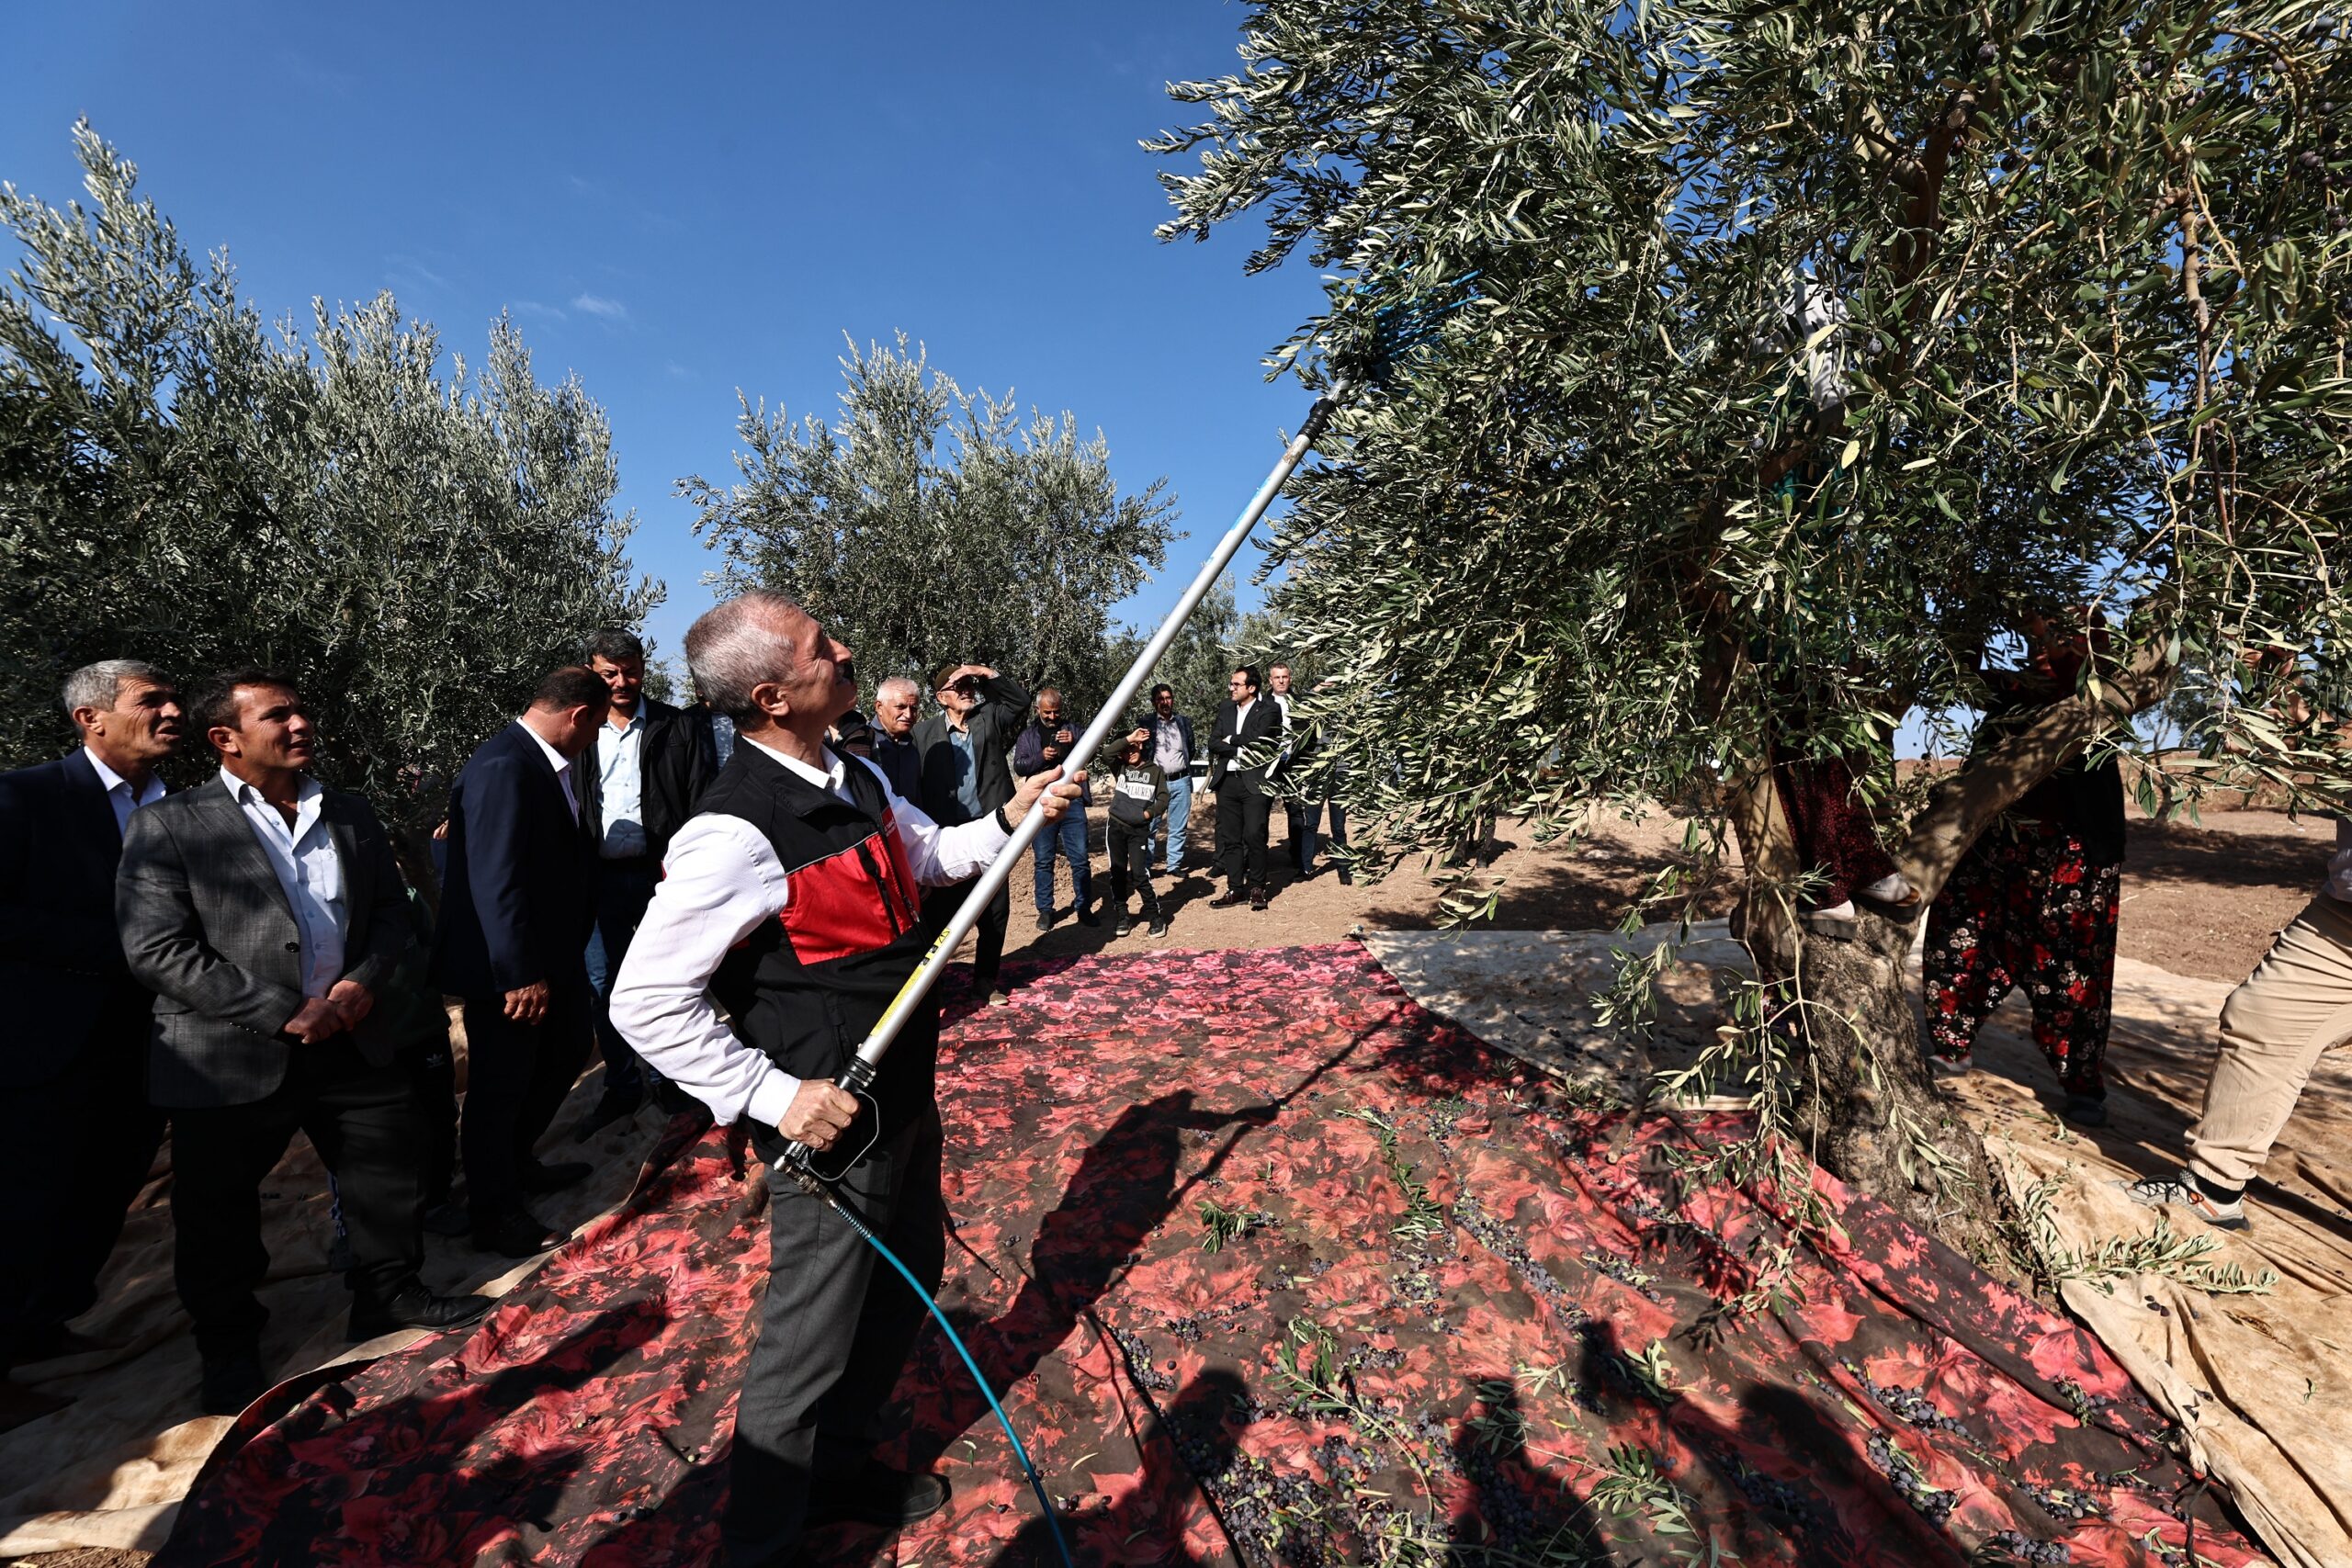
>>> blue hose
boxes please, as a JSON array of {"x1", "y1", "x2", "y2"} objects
[{"x1": 810, "y1": 1174, "x2": 1077, "y2": 1568}]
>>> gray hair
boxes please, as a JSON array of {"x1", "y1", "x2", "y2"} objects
[
  {"x1": 875, "y1": 675, "x2": 921, "y2": 705},
  {"x1": 62, "y1": 659, "x2": 163, "y2": 718},
  {"x1": 685, "y1": 591, "x2": 804, "y2": 725}
]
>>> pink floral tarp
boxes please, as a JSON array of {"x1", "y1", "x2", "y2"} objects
[{"x1": 158, "y1": 943, "x2": 2257, "y2": 1567}]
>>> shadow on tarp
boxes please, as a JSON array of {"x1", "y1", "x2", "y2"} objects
[{"x1": 157, "y1": 944, "x2": 2263, "y2": 1568}]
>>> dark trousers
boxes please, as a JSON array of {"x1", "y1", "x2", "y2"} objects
[
  {"x1": 921, "y1": 878, "x2": 1008, "y2": 988},
  {"x1": 585, "y1": 858, "x2": 661, "y2": 1097},
  {"x1": 1284, "y1": 799, "x2": 1313, "y2": 872},
  {"x1": 1105, "y1": 818, "x2": 1161, "y2": 918},
  {"x1": 459, "y1": 979, "x2": 594, "y2": 1221},
  {"x1": 1287, "y1": 792, "x2": 1351, "y2": 874},
  {"x1": 411, "y1": 1030, "x2": 459, "y2": 1209},
  {"x1": 1215, "y1": 779, "x2": 1271, "y2": 893},
  {"x1": 726, "y1": 1108, "x2": 945, "y2": 1563},
  {"x1": 0, "y1": 1002, "x2": 165, "y2": 1347},
  {"x1": 168, "y1": 1037, "x2": 424, "y2": 1347}
]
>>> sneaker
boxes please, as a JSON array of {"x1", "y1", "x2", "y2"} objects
[
  {"x1": 2124, "y1": 1171, "x2": 2248, "y2": 1232},
  {"x1": 1928, "y1": 1053, "x2": 1972, "y2": 1079},
  {"x1": 1114, "y1": 915, "x2": 1134, "y2": 938},
  {"x1": 1148, "y1": 916, "x2": 1170, "y2": 937},
  {"x1": 1077, "y1": 908, "x2": 1101, "y2": 928},
  {"x1": 986, "y1": 988, "x2": 1011, "y2": 1008},
  {"x1": 1035, "y1": 909, "x2": 1057, "y2": 931}
]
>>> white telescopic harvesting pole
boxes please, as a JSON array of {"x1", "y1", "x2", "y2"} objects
[{"x1": 785, "y1": 382, "x2": 1351, "y2": 1158}]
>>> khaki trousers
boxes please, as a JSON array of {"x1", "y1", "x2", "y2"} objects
[{"x1": 2186, "y1": 893, "x2": 2352, "y2": 1190}]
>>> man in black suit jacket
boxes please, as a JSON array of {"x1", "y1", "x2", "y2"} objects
[
  {"x1": 0, "y1": 660, "x2": 179, "y2": 1393},
  {"x1": 573, "y1": 629, "x2": 713, "y2": 1136},
  {"x1": 118, "y1": 671, "x2": 491, "y2": 1415},
  {"x1": 911, "y1": 660, "x2": 1030, "y2": 1003},
  {"x1": 1208, "y1": 665, "x2": 1281, "y2": 910},
  {"x1": 433, "y1": 667, "x2": 608, "y2": 1256}
]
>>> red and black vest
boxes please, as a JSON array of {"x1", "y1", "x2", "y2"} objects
[{"x1": 702, "y1": 742, "x2": 939, "y2": 1137}]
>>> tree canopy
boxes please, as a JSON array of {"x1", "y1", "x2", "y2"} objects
[
  {"x1": 684, "y1": 336, "x2": 1179, "y2": 719},
  {"x1": 1155, "y1": 0, "x2": 2352, "y2": 1260},
  {"x1": 1155, "y1": 0, "x2": 2350, "y2": 857},
  {"x1": 0, "y1": 123, "x2": 658, "y2": 862}
]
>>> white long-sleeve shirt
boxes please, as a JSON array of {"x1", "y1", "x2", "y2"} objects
[
  {"x1": 609, "y1": 737, "x2": 1011, "y2": 1130},
  {"x1": 220, "y1": 768, "x2": 348, "y2": 999}
]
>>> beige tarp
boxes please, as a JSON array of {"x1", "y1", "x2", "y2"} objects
[
  {"x1": 0, "y1": 1057, "x2": 664, "y2": 1560},
  {"x1": 1363, "y1": 921, "x2": 2351, "y2": 1568}
]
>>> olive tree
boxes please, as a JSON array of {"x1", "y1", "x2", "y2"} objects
[
  {"x1": 0, "y1": 123, "x2": 659, "y2": 884},
  {"x1": 684, "y1": 335, "x2": 1178, "y2": 719},
  {"x1": 1154, "y1": 0, "x2": 2352, "y2": 1264}
]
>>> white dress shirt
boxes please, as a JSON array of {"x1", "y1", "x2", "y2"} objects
[
  {"x1": 594, "y1": 709, "x2": 648, "y2": 858},
  {"x1": 85, "y1": 747, "x2": 164, "y2": 838},
  {"x1": 521, "y1": 722, "x2": 581, "y2": 821},
  {"x1": 610, "y1": 738, "x2": 1011, "y2": 1130},
  {"x1": 220, "y1": 769, "x2": 348, "y2": 1000}
]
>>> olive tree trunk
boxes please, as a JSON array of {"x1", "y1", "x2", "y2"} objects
[{"x1": 1719, "y1": 642, "x2": 2172, "y2": 1279}]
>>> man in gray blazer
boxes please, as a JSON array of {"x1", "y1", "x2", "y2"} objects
[{"x1": 118, "y1": 670, "x2": 491, "y2": 1415}]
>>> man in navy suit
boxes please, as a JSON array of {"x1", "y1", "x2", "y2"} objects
[
  {"x1": 1207, "y1": 665, "x2": 1282, "y2": 911},
  {"x1": 0, "y1": 660, "x2": 179, "y2": 1401},
  {"x1": 434, "y1": 667, "x2": 608, "y2": 1257}
]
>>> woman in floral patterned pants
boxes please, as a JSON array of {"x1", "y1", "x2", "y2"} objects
[{"x1": 1924, "y1": 817, "x2": 2122, "y2": 1119}]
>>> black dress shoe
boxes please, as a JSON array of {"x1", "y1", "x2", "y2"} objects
[
  {"x1": 1250, "y1": 890, "x2": 1270, "y2": 912},
  {"x1": 348, "y1": 1284, "x2": 496, "y2": 1342},
  {"x1": 806, "y1": 1463, "x2": 951, "y2": 1527},
  {"x1": 198, "y1": 1344, "x2": 267, "y2": 1416},
  {"x1": 519, "y1": 1159, "x2": 593, "y2": 1194},
  {"x1": 471, "y1": 1210, "x2": 563, "y2": 1257},
  {"x1": 1209, "y1": 888, "x2": 1247, "y2": 908},
  {"x1": 422, "y1": 1199, "x2": 472, "y2": 1237},
  {"x1": 573, "y1": 1085, "x2": 645, "y2": 1141}
]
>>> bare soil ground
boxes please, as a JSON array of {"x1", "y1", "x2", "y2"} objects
[{"x1": 22, "y1": 798, "x2": 2325, "y2": 1568}]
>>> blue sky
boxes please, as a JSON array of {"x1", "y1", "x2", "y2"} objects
[{"x1": 4, "y1": 3, "x2": 1326, "y2": 671}]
